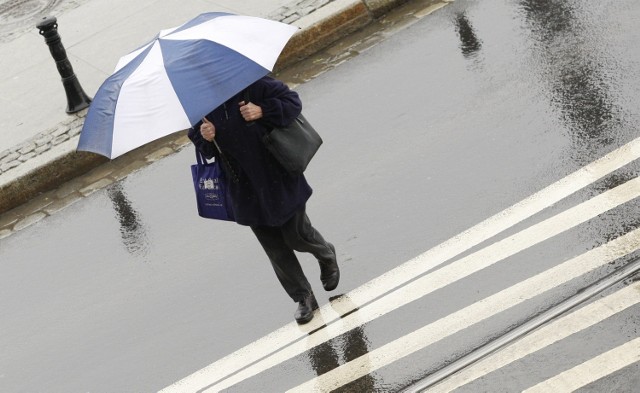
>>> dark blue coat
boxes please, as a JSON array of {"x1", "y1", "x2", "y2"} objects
[{"x1": 188, "y1": 76, "x2": 312, "y2": 227}]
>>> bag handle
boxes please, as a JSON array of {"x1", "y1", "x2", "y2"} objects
[
  {"x1": 194, "y1": 144, "x2": 239, "y2": 184},
  {"x1": 195, "y1": 136, "x2": 239, "y2": 184},
  {"x1": 195, "y1": 148, "x2": 207, "y2": 165}
]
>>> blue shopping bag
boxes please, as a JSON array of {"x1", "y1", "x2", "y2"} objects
[{"x1": 191, "y1": 149, "x2": 235, "y2": 221}]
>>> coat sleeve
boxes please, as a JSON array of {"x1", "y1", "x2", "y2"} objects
[
  {"x1": 188, "y1": 122, "x2": 217, "y2": 160},
  {"x1": 250, "y1": 76, "x2": 302, "y2": 128}
]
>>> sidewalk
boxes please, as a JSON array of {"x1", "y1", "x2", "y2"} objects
[{"x1": 0, "y1": 0, "x2": 416, "y2": 217}]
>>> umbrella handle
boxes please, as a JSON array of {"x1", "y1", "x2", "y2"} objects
[
  {"x1": 212, "y1": 138, "x2": 240, "y2": 183},
  {"x1": 242, "y1": 90, "x2": 255, "y2": 127}
]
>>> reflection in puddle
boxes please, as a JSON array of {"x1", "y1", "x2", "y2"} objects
[
  {"x1": 305, "y1": 294, "x2": 378, "y2": 392},
  {"x1": 519, "y1": 0, "x2": 640, "y2": 250},
  {"x1": 107, "y1": 183, "x2": 150, "y2": 258},
  {"x1": 453, "y1": 12, "x2": 482, "y2": 58},
  {"x1": 519, "y1": 0, "x2": 624, "y2": 165}
]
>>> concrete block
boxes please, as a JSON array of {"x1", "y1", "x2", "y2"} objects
[{"x1": 276, "y1": 0, "x2": 372, "y2": 70}]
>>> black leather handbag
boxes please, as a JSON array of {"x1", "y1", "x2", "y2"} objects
[{"x1": 263, "y1": 114, "x2": 323, "y2": 175}]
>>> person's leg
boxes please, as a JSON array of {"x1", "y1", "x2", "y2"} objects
[
  {"x1": 281, "y1": 206, "x2": 340, "y2": 291},
  {"x1": 281, "y1": 207, "x2": 335, "y2": 262},
  {"x1": 251, "y1": 225, "x2": 313, "y2": 302}
]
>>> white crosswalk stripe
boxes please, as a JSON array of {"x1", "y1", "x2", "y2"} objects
[
  {"x1": 161, "y1": 137, "x2": 640, "y2": 393},
  {"x1": 523, "y1": 337, "x2": 640, "y2": 393}
]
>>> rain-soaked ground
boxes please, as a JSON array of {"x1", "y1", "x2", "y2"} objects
[
  {"x1": 1, "y1": 0, "x2": 640, "y2": 391},
  {"x1": 0, "y1": 0, "x2": 88, "y2": 41}
]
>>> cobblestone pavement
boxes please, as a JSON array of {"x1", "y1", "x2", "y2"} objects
[
  {"x1": 0, "y1": 0, "x2": 450, "y2": 240},
  {"x1": 0, "y1": 111, "x2": 86, "y2": 174},
  {"x1": 267, "y1": 0, "x2": 335, "y2": 23}
]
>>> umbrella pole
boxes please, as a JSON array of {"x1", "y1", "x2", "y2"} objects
[{"x1": 212, "y1": 138, "x2": 239, "y2": 183}]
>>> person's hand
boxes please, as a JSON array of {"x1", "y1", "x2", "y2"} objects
[
  {"x1": 239, "y1": 101, "x2": 263, "y2": 122},
  {"x1": 200, "y1": 117, "x2": 216, "y2": 142}
]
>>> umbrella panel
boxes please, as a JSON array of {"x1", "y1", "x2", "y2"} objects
[
  {"x1": 78, "y1": 42, "x2": 157, "y2": 158},
  {"x1": 161, "y1": 38, "x2": 269, "y2": 126}
]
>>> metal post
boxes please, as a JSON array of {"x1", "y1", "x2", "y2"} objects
[{"x1": 36, "y1": 16, "x2": 92, "y2": 114}]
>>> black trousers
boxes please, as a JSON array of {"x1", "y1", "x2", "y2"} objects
[{"x1": 251, "y1": 206, "x2": 335, "y2": 303}]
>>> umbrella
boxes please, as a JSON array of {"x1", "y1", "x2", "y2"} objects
[{"x1": 77, "y1": 12, "x2": 298, "y2": 159}]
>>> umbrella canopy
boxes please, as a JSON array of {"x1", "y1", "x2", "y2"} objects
[{"x1": 77, "y1": 12, "x2": 298, "y2": 159}]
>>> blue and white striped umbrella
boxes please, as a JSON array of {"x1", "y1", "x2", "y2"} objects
[{"x1": 78, "y1": 12, "x2": 298, "y2": 159}]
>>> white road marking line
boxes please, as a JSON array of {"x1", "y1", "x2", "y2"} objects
[
  {"x1": 428, "y1": 283, "x2": 640, "y2": 392},
  {"x1": 161, "y1": 138, "x2": 640, "y2": 392},
  {"x1": 205, "y1": 176, "x2": 640, "y2": 392},
  {"x1": 523, "y1": 336, "x2": 640, "y2": 393},
  {"x1": 286, "y1": 227, "x2": 640, "y2": 392}
]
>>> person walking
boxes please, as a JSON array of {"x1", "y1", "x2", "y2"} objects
[{"x1": 188, "y1": 76, "x2": 339, "y2": 324}]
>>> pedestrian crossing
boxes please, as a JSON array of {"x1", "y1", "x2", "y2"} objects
[
  {"x1": 287, "y1": 231, "x2": 640, "y2": 392},
  {"x1": 161, "y1": 137, "x2": 640, "y2": 392}
]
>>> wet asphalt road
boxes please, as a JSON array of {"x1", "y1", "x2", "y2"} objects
[{"x1": 2, "y1": 0, "x2": 640, "y2": 392}]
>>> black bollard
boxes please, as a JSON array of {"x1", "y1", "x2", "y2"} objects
[{"x1": 36, "y1": 16, "x2": 92, "y2": 114}]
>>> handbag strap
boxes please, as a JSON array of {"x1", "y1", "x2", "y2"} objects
[{"x1": 195, "y1": 148, "x2": 207, "y2": 165}]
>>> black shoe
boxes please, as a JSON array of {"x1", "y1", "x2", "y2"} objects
[
  {"x1": 294, "y1": 294, "x2": 319, "y2": 324},
  {"x1": 320, "y1": 244, "x2": 340, "y2": 291}
]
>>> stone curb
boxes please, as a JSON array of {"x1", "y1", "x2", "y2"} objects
[{"x1": 0, "y1": 0, "x2": 409, "y2": 216}]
